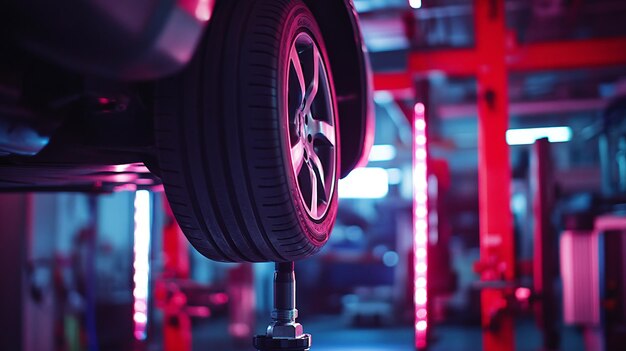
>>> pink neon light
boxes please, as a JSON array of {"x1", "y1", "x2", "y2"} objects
[
  {"x1": 415, "y1": 102, "x2": 425, "y2": 114},
  {"x1": 416, "y1": 248, "x2": 427, "y2": 258},
  {"x1": 416, "y1": 262, "x2": 427, "y2": 274},
  {"x1": 133, "y1": 190, "x2": 151, "y2": 341},
  {"x1": 178, "y1": 0, "x2": 214, "y2": 22},
  {"x1": 195, "y1": 0, "x2": 212, "y2": 21},
  {"x1": 210, "y1": 292, "x2": 230, "y2": 305},
  {"x1": 415, "y1": 119, "x2": 426, "y2": 130},
  {"x1": 515, "y1": 287, "x2": 532, "y2": 301},
  {"x1": 413, "y1": 102, "x2": 428, "y2": 349},
  {"x1": 416, "y1": 288, "x2": 427, "y2": 305}
]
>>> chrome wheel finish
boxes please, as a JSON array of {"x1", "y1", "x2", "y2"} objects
[{"x1": 287, "y1": 32, "x2": 337, "y2": 221}]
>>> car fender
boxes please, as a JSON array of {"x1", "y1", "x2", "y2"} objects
[{"x1": 303, "y1": 0, "x2": 375, "y2": 178}]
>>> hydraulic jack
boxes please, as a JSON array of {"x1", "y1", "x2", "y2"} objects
[{"x1": 253, "y1": 262, "x2": 311, "y2": 351}]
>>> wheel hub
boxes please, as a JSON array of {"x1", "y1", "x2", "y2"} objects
[{"x1": 286, "y1": 32, "x2": 337, "y2": 221}]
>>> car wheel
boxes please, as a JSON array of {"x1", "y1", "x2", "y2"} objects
[{"x1": 155, "y1": 0, "x2": 339, "y2": 262}]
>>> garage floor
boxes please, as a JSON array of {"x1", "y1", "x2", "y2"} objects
[{"x1": 161, "y1": 316, "x2": 586, "y2": 351}]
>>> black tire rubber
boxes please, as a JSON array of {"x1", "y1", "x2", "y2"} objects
[{"x1": 154, "y1": 0, "x2": 339, "y2": 262}]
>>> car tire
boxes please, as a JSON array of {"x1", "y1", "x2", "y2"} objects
[{"x1": 155, "y1": 0, "x2": 340, "y2": 262}]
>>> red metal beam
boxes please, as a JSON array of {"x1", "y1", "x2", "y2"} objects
[
  {"x1": 374, "y1": 37, "x2": 626, "y2": 91},
  {"x1": 509, "y1": 37, "x2": 626, "y2": 72},
  {"x1": 373, "y1": 72, "x2": 414, "y2": 91},
  {"x1": 436, "y1": 98, "x2": 608, "y2": 119},
  {"x1": 409, "y1": 48, "x2": 479, "y2": 76}
]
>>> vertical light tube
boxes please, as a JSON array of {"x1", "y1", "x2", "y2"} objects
[
  {"x1": 133, "y1": 190, "x2": 152, "y2": 340},
  {"x1": 413, "y1": 103, "x2": 428, "y2": 349}
]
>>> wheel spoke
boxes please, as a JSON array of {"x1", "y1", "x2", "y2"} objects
[
  {"x1": 310, "y1": 119, "x2": 336, "y2": 146},
  {"x1": 307, "y1": 145, "x2": 326, "y2": 193},
  {"x1": 290, "y1": 46, "x2": 306, "y2": 101},
  {"x1": 307, "y1": 162, "x2": 318, "y2": 218},
  {"x1": 302, "y1": 47, "x2": 320, "y2": 115},
  {"x1": 291, "y1": 140, "x2": 305, "y2": 175}
]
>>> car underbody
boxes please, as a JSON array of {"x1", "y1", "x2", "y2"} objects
[{"x1": 0, "y1": 0, "x2": 372, "y2": 192}]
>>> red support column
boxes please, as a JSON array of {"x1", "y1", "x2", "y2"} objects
[
  {"x1": 162, "y1": 200, "x2": 190, "y2": 279},
  {"x1": 475, "y1": 1, "x2": 516, "y2": 351},
  {"x1": 159, "y1": 197, "x2": 192, "y2": 351}
]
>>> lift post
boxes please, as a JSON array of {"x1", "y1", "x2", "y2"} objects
[
  {"x1": 253, "y1": 262, "x2": 311, "y2": 351},
  {"x1": 474, "y1": 0, "x2": 516, "y2": 350},
  {"x1": 158, "y1": 197, "x2": 193, "y2": 351}
]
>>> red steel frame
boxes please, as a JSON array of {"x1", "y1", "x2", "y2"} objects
[
  {"x1": 160, "y1": 196, "x2": 193, "y2": 351},
  {"x1": 375, "y1": 36, "x2": 626, "y2": 91},
  {"x1": 385, "y1": 1, "x2": 626, "y2": 350},
  {"x1": 474, "y1": 1, "x2": 515, "y2": 350}
]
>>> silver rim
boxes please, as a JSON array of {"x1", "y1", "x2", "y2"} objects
[{"x1": 287, "y1": 32, "x2": 337, "y2": 221}]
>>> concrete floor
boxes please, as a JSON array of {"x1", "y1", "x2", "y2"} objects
[{"x1": 180, "y1": 315, "x2": 585, "y2": 351}]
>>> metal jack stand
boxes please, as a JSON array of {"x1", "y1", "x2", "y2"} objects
[{"x1": 253, "y1": 262, "x2": 311, "y2": 351}]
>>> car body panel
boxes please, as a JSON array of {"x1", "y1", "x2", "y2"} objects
[{"x1": 7, "y1": 0, "x2": 215, "y2": 80}]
